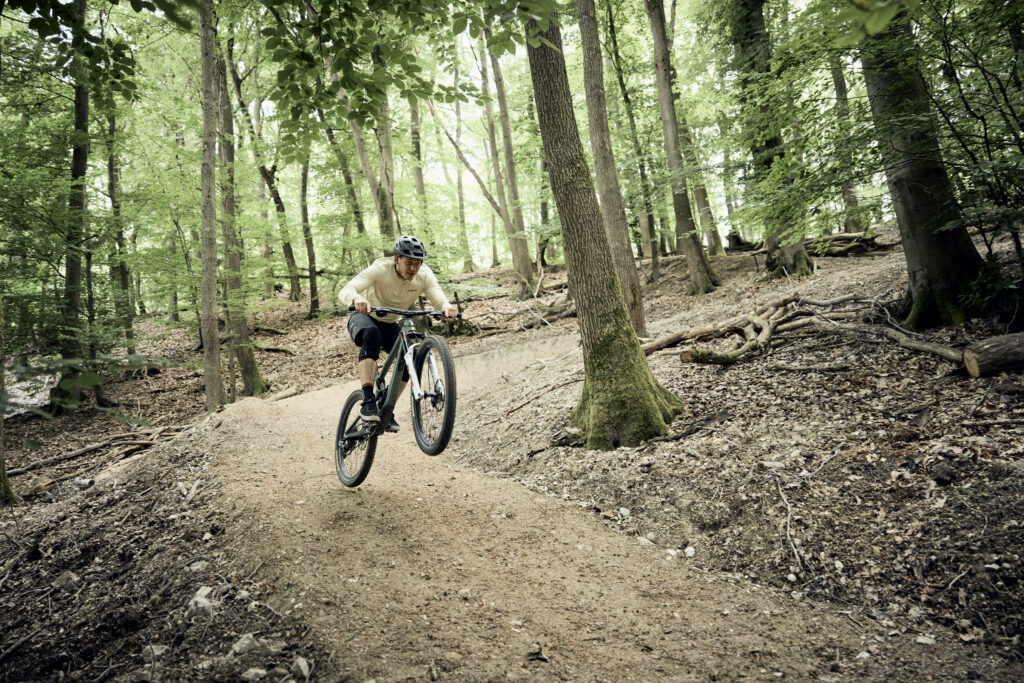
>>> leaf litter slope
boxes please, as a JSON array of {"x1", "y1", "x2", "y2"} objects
[{"x1": 204, "y1": 345, "x2": 1019, "y2": 681}]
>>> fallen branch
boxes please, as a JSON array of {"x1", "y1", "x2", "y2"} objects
[
  {"x1": 267, "y1": 387, "x2": 299, "y2": 401},
  {"x1": 9, "y1": 428, "x2": 182, "y2": 477},
  {"x1": 647, "y1": 411, "x2": 732, "y2": 443},
  {"x1": 811, "y1": 319, "x2": 962, "y2": 362},
  {"x1": 257, "y1": 345, "x2": 296, "y2": 355},
  {"x1": 507, "y1": 378, "x2": 584, "y2": 415}
]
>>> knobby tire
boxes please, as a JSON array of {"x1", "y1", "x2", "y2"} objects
[
  {"x1": 336, "y1": 389, "x2": 377, "y2": 487},
  {"x1": 411, "y1": 335, "x2": 457, "y2": 455}
]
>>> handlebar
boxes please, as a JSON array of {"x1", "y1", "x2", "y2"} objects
[{"x1": 348, "y1": 305, "x2": 461, "y2": 320}]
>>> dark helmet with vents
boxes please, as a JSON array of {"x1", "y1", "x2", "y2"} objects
[{"x1": 394, "y1": 235, "x2": 427, "y2": 260}]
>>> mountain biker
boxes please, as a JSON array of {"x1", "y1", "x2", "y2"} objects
[{"x1": 338, "y1": 235, "x2": 458, "y2": 431}]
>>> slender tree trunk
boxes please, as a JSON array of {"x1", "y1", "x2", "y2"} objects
[
  {"x1": 199, "y1": 0, "x2": 225, "y2": 410},
  {"x1": 485, "y1": 22, "x2": 529, "y2": 258},
  {"x1": 0, "y1": 290, "x2": 17, "y2": 505},
  {"x1": 644, "y1": 0, "x2": 718, "y2": 294},
  {"x1": 131, "y1": 230, "x2": 147, "y2": 316},
  {"x1": 107, "y1": 115, "x2": 135, "y2": 354},
  {"x1": 679, "y1": 116, "x2": 724, "y2": 255},
  {"x1": 526, "y1": 14, "x2": 681, "y2": 450},
  {"x1": 478, "y1": 37, "x2": 535, "y2": 297},
  {"x1": 226, "y1": 41, "x2": 301, "y2": 300},
  {"x1": 52, "y1": 0, "x2": 89, "y2": 413},
  {"x1": 217, "y1": 45, "x2": 267, "y2": 396},
  {"x1": 491, "y1": 212, "x2": 500, "y2": 268},
  {"x1": 256, "y1": 97, "x2": 274, "y2": 298},
  {"x1": 578, "y1": 0, "x2": 646, "y2": 336},
  {"x1": 371, "y1": 42, "x2": 399, "y2": 241},
  {"x1": 860, "y1": 17, "x2": 983, "y2": 328},
  {"x1": 829, "y1": 57, "x2": 864, "y2": 233},
  {"x1": 315, "y1": 107, "x2": 374, "y2": 268},
  {"x1": 429, "y1": 95, "x2": 476, "y2": 272},
  {"x1": 83, "y1": 229, "x2": 108, "y2": 407},
  {"x1": 606, "y1": 1, "x2": 657, "y2": 277},
  {"x1": 300, "y1": 158, "x2": 319, "y2": 317},
  {"x1": 410, "y1": 100, "x2": 429, "y2": 227},
  {"x1": 733, "y1": 0, "x2": 813, "y2": 278},
  {"x1": 168, "y1": 236, "x2": 180, "y2": 321},
  {"x1": 452, "y1": 58, "x2": 477, "y2": 272}
]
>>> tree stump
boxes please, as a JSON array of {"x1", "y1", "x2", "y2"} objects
[{"x1": 963, "y1": 333, "x2": 1024, "y2": 377}]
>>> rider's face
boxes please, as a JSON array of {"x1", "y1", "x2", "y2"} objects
[{"x1": 395, "y1": 256, "x2": 422, "y2": 280}]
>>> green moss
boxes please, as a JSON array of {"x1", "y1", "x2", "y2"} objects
[
  {"x1": 903, "y1": 287, "x2": 969, "y2": 330},
  {"x1": 767, "y1": 249, "x2": 814, "y2": 280},
  {"x1": 572, "y1": 310, "x2": 683, "y2": 450}
]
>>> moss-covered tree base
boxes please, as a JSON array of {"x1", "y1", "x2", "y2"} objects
[
  {"x1": 687, "y1": 263, "x2": 721, "y2": 296},
  {"x1": 572, "y1": 328, "x2": 683, "y2": 450},
  {"x1": 0, "y1": 480, "x2": 19, "y2": 505},
  {"x1": 902, "y1": 287, "x2": 970, "y2": 330},
  {"x1": 766, "y1": 248, "x2": 814, "y2": 281}
]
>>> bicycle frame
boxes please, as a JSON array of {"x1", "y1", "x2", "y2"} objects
[{"x1": 375, "y1": 317, "x2": 427, "y2": 413}]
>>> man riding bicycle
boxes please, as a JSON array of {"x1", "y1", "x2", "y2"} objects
[{"x1": 338, "y1": 235, "x2": 458, "y2": 431}]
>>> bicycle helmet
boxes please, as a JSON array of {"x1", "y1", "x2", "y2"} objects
[{"x1": 394, "y1": 235, "x2": 428, "y2": 260}]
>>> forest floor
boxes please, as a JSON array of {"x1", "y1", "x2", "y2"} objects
[{"x1": 2, "y1": 226, "x2": 1024, "y2": 681}]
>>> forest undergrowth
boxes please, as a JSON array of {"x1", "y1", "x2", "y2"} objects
[{"x1": 2, "y1": 227, "x2": 1024, "y2": 679}]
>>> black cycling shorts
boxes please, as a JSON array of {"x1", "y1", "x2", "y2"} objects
[{"x1": 347, "y1": 313, "x2": 409, "y2": 380}]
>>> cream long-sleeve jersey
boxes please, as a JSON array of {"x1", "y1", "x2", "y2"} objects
[{"x1": 338, "y1": 257, "x2": 451, "y2": 323}]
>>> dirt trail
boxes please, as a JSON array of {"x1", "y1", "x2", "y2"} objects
[{"x1": 205, "y1": 340, "x2": 1018, "y2": 682}]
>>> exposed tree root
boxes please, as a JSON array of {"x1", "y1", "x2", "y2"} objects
[{"x1": 649, "y1": 291, "x2": 970, "y2": 367}]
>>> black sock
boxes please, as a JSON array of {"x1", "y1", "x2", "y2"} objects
[{"x1": 362, "y1": 385, "x2": 374, "y2": 402}]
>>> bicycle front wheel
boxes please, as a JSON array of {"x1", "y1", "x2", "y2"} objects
[
  {"x1": 411, "y1": 336, "x2": 457, "y2": 455},
  {"x1": 335, "y1": 389, "x2": 378, "y2": 487}
]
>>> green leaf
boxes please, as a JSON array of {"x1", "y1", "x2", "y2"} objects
[
  {"x1": 453, "y1": 15, "x2": 468, "y2": 35},
  {"x1": 865, "y1": 4, "x2": 901, "y2": 34},
  {"x1": 77, "y1": 371, "x2": 102, "y2": 387},
  {"x1": 836, "y1": 28, "x2": 866, "y2": 47}
]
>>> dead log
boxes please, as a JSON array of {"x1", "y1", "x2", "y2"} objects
[
  {"x1": 643, "y1": 293, "x2": 798, "y2": 355},
  {"x1": 963, "y1": 333, "x2": 1024, "y2": 377}
]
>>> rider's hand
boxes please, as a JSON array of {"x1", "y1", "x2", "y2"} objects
[
  {"x1": 352, "y1": 296, "x2": 371, "y2": 314},
  {"x1": 443, "y1": 305, "x2": 458, "y2": 319}
]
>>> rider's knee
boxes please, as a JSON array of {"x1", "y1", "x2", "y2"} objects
[{"x1": 358, "y1": 325, "x2": 383, "y2": 361}]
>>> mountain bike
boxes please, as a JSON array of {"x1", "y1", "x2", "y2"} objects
[{"x1": 335, "y1": 307, "x2": 458, "y2": 487}]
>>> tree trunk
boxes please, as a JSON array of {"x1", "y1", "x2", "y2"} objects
[
  {"x1": 410, "y1": 100, "x2": 429, "y2": 226},
  {"x1": 829, "y1": 57, "x2": 864, "y2": 234},
  {"x1": 0, "y1": 291, "x2": 17, "y2": 505},
  {"x1": 168, "y1": 236, "x2": 180, "y2": 321},
  {"x1": 52, "y1": 0, "x2": 90, "y2": 413},
  {"x1": 860, "y1": 17, "x2": 983, "y2": 328},
  {"x1": 131, "y1": 230, "x2": 147, "y2": 316},
  {"x1": 199, "y1": 0, "x2": 225, "y2": 411},
  {"x1": 315, "y1": 107, "x2": 374, "y2": 268},
  {"x1": 106, "y1": 115, "x2": 136, "y2": 354},
  {"x1": 256, "y1": 97, "x2": 274, "y2": 298},
  {"x1": 733, "y1": 0, "x2": 813, "y2": 279},
  {"x1": 485, "y1": 23, "x2": 530, "y2": 265},
  {"x1": 491, "y1": 211, "x2": 500, "y2": 268},
  {"x1": 226, "y1": 41, "x2": 301, "y2": 301},
  {"x1": 679, "y1": 116, "x2": 724, "y2": 255},
  {"x1": 371, "y1": 42, "x2": 399, "y2": 242},
  {"x1": 578, "y1": 0, "x2": 647, "y2": 336},
  {"x1": 606, "y1": 1, "x2": 657, "y2": 276},
  {"x1": 526, "y1": 14, "x2": 682, "y2": 450},
  {"x1": 217, "y1": 46, "x2": 268, "y2": 397},
  {"x1": 300, "y1": 158, "x2": 319, "y2": 317},
  {"x1": 478, "y1": 35, "x2": 534, "y2": 297},
  {"x1": 644, "y1": 0, "x2": 718, "y2": 294}
]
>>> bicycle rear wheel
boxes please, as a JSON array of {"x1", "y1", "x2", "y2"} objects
[
  {"x1": 411, "y1": 336, "x2": 457, "y2": 455},
  {"x1": 335, "y1": 389, "x2": 378, "y2": 487}
]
